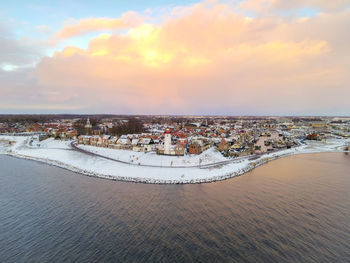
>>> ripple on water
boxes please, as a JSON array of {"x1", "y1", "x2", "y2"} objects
[{"x1": 0, "y1": 153, "x2": 350, "y2": 262}]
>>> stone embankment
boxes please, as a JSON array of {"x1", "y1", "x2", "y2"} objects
[{"x1": 6, "y1": 149, "x2": 293, "y2": 184}]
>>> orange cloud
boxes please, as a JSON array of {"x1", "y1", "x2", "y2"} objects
[
  {"x1": 54, "y1": 11, "x2": 142, "y2": 40},
  {"x1": 32, "y1": 2, "x2": 350, "y2": 114}
]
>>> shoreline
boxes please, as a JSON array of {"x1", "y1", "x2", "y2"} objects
[{"x1": 2, "y1": 142, "x2": 348, "y2": 184}]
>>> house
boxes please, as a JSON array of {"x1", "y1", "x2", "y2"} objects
[
  {"x1": 133, "y1": 138, "x2": 155, "y2": 152},
  {"x1": 78, "y1": 135, "x2": 91, "y2": 145},
  {"x1": 90, "y1": 135, "x2": 100, "y2": 146},
  {"x1": 230, "y1": 142, "x2": 241, "y2": 149},
  {"x1": 107, "y1": 136, "x2": 119, "y2": 148},
  {"x1": 66, "y1": 130, "x2": 77, "y2": 139},
  {"x1": 188, "y1": 143, "x2": 201, "y2": 154},
  {"x1": 174, "y1": 143, "x2": 185, "y2": 156},
  {"x1": 117, "y1": 135, "x2": 131, "y2": 144},
  {"x1": 117, "y1": 135, "x2": 132, "y2": 149},
  {"x1": 131, "y1": 138, "x2": 139, "y2": 146},
  {"x1": 217, "y1": 138, "x2": 229, "y2": 151},
  {"x1": 98, "y1": 135, "x2": 110, "y2": 147},
  {"x1": 177, "y1": 138, "x2": 187, "y2": 146}
]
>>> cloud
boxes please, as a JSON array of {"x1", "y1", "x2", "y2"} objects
[
  {"x1": 0, "y1": 37, "x2": 41, "y2": 69},
  {"x1": 54, "y1": 11, "x2": 143, "y2": 40},
  {"x1": 30, "y1": 2, "x2": 350, "y2": 115},
  {"x1": 272, "y1": 0, "x2": 350, "y2": 12},
  {"x1": 0, "y1": 21, "x2": 43, "y2": 70},
  {"x1": 240, "y1": 0, "x2": 350, "y2": 13},
  {"x1": 1, "y1": 1, "x2": 350, "y2": 115}
]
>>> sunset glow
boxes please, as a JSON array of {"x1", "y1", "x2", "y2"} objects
[{"x1": 1, "y1": 0, "x2": 350, "y2": 115}]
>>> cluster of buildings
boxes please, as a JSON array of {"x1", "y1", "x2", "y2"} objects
[
  {"x1": 76, "y1": 117, "x2": 350, "y2": 157},
  {"x1": 0, "y1": 120, "x2": 77, "y2": 138},
  {"x1": 2, "y1": 116, "x2": 350, "y2": 157}
]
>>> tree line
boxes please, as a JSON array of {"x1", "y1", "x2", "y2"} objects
[{"x1": 73, "y1": 117, "x2": 143, "y2": 136}]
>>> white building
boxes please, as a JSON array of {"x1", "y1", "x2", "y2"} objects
[
  {"x1": 164, "y1": 129, "x2": 171, "y2": 155},
  {"x1": 85, "y1": 118, "x2": 92, "y2": 129}
]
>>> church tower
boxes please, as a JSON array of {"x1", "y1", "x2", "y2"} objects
[{"x1": 85, "y1": 118, "x2": 92, "y2": 134}]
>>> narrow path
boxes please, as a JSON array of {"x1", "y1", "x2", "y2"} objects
[{"x1": 70, "y1": 142, "x2": 253, "y2": 169}]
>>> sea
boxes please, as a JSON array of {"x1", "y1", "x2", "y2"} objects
[{"x1": 1, "y1": 152, "x2": 350, "y2": 262}]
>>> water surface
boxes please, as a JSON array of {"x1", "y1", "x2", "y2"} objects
[{"x1": 1, "y1": 153, "x2": 350, "y2": 262}]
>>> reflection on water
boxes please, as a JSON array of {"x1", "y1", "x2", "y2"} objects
[{"x1": 0, "y1": 153, "x2": 350, "y2": 262}]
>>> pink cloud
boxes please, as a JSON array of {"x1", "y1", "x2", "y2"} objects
[
  {"x1": 54, "y1": 11, "x2": 143, "y2": 40},
  {"x1": 241, "y1": 0, "x2": 350, "y2": 12},
  {"x1": 2, "y1": 1, "x2": 350, "y2": 115}
]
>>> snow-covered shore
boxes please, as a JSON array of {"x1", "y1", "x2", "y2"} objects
[
  {"x1": 0, "y1": 135, "x2": 348, "y2": 184},
  {"x1": 77, "y1": 144, "x2": 228, "y2": 167}
]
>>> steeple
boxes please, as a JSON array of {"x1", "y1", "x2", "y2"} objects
[{"x1": 85, "y1": 117, "x2": 92, "y2": 129}]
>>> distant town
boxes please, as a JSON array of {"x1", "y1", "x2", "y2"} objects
[
  {"x1": 1, "y1": 115, "x2": 349, "y2": 157},
  {"x1": 1, "y1": 115, "x2": 350, "y2": 184}
]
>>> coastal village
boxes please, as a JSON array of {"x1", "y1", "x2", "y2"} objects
[
  {"x1": 1, "y1": 115, "x2": 350, "y2": 184},
  {"x1": 1, "y1": 115, "x2": 350, "y2": 158}
]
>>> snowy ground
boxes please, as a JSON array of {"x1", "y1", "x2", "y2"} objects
[
  {"x1": 78, "y1": 144, "x2": 227, "y2": 167},
  {"x1": 0, "y1": 135, "x2": 349, "y2": 184}
]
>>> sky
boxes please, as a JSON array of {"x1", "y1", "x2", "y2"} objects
[{"x1": 0, "y1": 0, "x2": 350, "y2": 116}]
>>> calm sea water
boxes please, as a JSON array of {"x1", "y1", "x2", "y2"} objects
[{"x1": 1, "y1": 153, "x2": 350, "y2": 263}]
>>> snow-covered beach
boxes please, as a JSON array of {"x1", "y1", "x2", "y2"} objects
[{"x1": 0, "y1": 135, "x2": 349, "y2": 184}]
